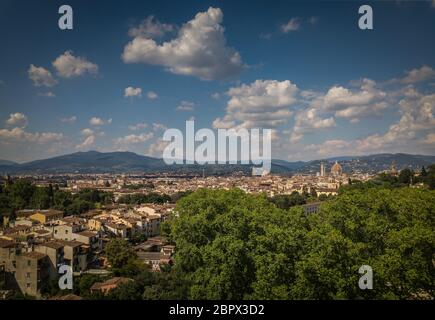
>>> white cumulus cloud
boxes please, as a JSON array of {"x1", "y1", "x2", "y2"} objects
[
  {"x1": 76, "y1": 135, "x2": 95, "y2": 149},
  {"x1": 89, "y1": 117, "x2": 112, "y2": 126},
  {"x1": 0, "y1": 127, "x2": 63, "y2": 144},
  {"x1": 6, "y1": 113, "x2": 28, "y2": 128},
  {"x1": 290, "y1": 108, "x2": 336, "y2": 142},
  {"x1": 122, "y1": 7, "x2": 244, "y2": 81},
  {"x1": 213, "y1": 80, "x2": 298, "y2": 129},
  {"x1": 81, "y1": 128, "x2": 94, "y2": 136},
  {"x1": 124, "y1": 86, "x2": 142, "y2": 98},
  {"x1": 114, "y1": 132, "x2": 154, "y2": 145},
  {"x1": 401, "y1": 65, "x2": 435, "y2": 84},
  {"x1": 147, "y1": 91, "x2": 158, "y2": 100},
  {"x1": 28, "y1": 65, "x2": 58, "y2": 87},
  {"x1": 53, "y1": 51, "x2": 98, "y2": 78},
  {"x1": 147, "y1": 139, "x2": 170, "y2": 157},
  {"x1": 128, "y1": 15, "x2": 175, "y2": 39}
]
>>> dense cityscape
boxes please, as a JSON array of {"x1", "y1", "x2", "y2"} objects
[
  {"x1": 0, "y1": 159, "x2": 434, "y2": 300},
  {"x1": 1, "y1": 0, "x2": 434, "y2": 308}
]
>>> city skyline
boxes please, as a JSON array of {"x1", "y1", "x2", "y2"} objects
[{"x1": 1, "y1": 0, "x2": 435, "y2": 163}]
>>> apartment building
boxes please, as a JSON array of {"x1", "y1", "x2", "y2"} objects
[
  {"x1": 15, "y1": 252, "x2": 49, "y2": 297},
  {"x1": 59, "y1": 240, "x2": 88, "y2": 273},
  {"x1": 29, "y1": 210, "x2": 64, "y2": 224},
  {"x1": 34, "y1": 241, "x2": 65, "y2": 280}
]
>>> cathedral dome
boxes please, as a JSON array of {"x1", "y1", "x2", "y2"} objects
[{"x1": 331, "y1": 161, "x2": 342, "y2": 176}]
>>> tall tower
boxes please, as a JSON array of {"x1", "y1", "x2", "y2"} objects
[
  {"x1": 320, "y1": 162, "x2": 325, "y2": 177},
  {"x1": 390, "y1": 161, "x2": 398, "y2": 176}
]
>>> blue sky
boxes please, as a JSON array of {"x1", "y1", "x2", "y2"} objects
[{"x1": 0, "y1": 0, "x2": 434, "y2": 162}]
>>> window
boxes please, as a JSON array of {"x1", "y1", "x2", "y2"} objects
[
  {"x1": 26, "y1": 272, "x2": 31, "y2": 278},
  {"x1": 65, "y1": 230, "x2": 69, "y2": 234},
  {"x1": 26, "y1": 283, "x2": 31, "y2": 288},
  {"x1": 27, "y1": 260, "x2": 31, "y2": 266},
  {"x1": 54, "y1": 230, "x2": 58, "y2": 234}
]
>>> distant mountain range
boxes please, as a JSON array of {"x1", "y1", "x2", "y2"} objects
[
  {"x1": 0, "y1": 151, "x2": 434, "y2": 175},
  {"x1": 295, "y1": 153, "x2": 435, "y2": 175},
  {"x1": 0, "y1": 160, "x2": 17, "y2": 166}
]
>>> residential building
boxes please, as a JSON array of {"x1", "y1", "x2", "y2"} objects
[
  {"x1": 28, "y1": 210, "x2": 64, "y2": 224},
  {"x1": 15, "y1": 252, "x2": 49, "y2": 297},
  {"x1": 34, "y1": 241, "x2": 65, "y2": 280},
  {"x1": 90, "y1": 277, "x2": 132, "y2": 295},
  {"x1": 59, "y1": 240, "x2": 88, "y2": 273}
]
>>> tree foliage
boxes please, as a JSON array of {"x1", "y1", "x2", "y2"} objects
[
  {"x1": 117, "y1": 192, "x2": 170, "y2": 205},
  {"x1": 0, "y1": 179, "x2": 113, "y2": 218},
  {"x1": 165, "y1": 187, "x2": 434, "y2": 300}
]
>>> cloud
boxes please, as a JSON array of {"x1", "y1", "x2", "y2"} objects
[
  {"x1": 128, "y1": 15, "x2": 175, "y2": 38},
  {"x1": 323, "y1": 79, "x2": 385, "y2": 110},
  {"x1": 6, "y1": 113, "x2": 28, "y2": 128},
  {"x1": 280, "y1": 16, "x2": 317, "y2": 35},
  {"x1": 53, "y1": 51, "x2": 98, "y2": 78},
  {"x1": 176, "y1": 100, "x2": 195, "y2": 111},
  {"x1": 281, "y1": 18, "x2": 301, "y2": 32},
  {"x1": 122, "y1": 7, "x2": 244, "y2": 81},
  {"x1": 401, "y1": 65, "x2": 435, "y2": 84},
  {"x1": 334, "y1": 102, "x2": 388, "y2": 119},
  {"x1": 80, "y1": 128, "x2": 94, "y2": 136},
  {"x1": 147, "y1": 139, "x2": 170, "y2": 157},
  {"x1": 2, "y1": 114, "x2": 63, "y2": 147},
  {"x1": 60, "y1": 116, "x2": 77, "y2": 124},
  {"x1": 147, "y1": 91, "x2": 158, "y2": 100},
  {"x1": 128, "y1": 122, "x2": 148, "y2": 131},
  {"x1": 213, "y1": 80, "x2": 298, "y2": 129},
  {"x1": 28, "y1": 65, "x2": 58, "y2": 87},
  {"x1": 89, "y1": 117, "x2": 112, "y2": 126},
  {"x1": 211, "y1": 92, "x2": 221, "y2": 100},
  {"x1": 152, "y1": 122, "x2": 168, "y2": 131},
  {"x1": 424, "y1": 133, "x2": 435, "y2": 144},
  {"x1": 304, "y1": 139, "x2": 352, "y2": 158},
  {"x1": 0, "y1": 127, "x2": 63, "y2": 144},
  {"x1": 302, "y1": 91, "x2": 435, "y2": 158},
  {"x1": 114, "y1": 132, "x2": 154, "y2": 145},
  {"x1": 76, "y1": 135, "x2": 95, "y2": 149},
  {"x1": 290, "y1": 108, "x2": 336, "y2": 142},
  {"x1": 287, "y1": 79, "x2": 388, "y2": 141},
  {"x1": 38, "y1": 91, "x2": 55, "y2": 97},
  {"x1": 124, "y1": 86, "x2": 142, "y2": 98},
  {"x1": 309, "y1": 79, "x2": 388, "y2": 122}
]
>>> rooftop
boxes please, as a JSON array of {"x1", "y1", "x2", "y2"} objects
[
  {"x1": 21, "y1": 251, "x2": 47, "y2": 260},
  {"x1": 90, "y1": 277, "x2": 132, "y2": 290},
  {"x1": 39, "y1": 241, "x2": 64, "y2": 250},
  {"x1": 75, "y1": 230, "x2": 97, "y2": 237},
  {"x1": 0, "y1": 239, "x2": 15, "y2": 248}
]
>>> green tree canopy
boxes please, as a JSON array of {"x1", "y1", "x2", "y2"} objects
[{"x1": 165, "y1": 187, "x2": 434, "y2": 300}]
